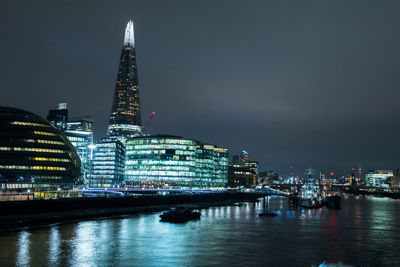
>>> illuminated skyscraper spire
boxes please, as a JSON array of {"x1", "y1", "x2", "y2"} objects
[
  {"x1": 124, "y1": 20, "x2": 135, "y2": 47},
  {"x1": 107, "y1": 20, "x2": 141, "y2": 143}
]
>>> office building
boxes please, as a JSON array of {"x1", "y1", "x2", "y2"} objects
[
  {"x1": 0, "y1": 107, "x2": 82, "y2": 190},
  {"x1": 64, "y1": 117, "x2": 94, "y2": 184},
  {"x1": 91, "y1": 138, "x2": 125, "y2": 187},
  {"x1": 259, "y1": 171, "x2": 279, "y2": 184},
  {"x1": 228, "y1": 161, "x2": 259, "y2": 187},
  {"x1": 107, "y1": 20, "x2": 142, "y2": 143},
  {"x1": 392, "y1": 169, "x2": 400, "y2": 188},
  {"x1": 66, "y1": 116, "x2": 94, "y2": 132},
  {"x1": 125, "y1": 135, "x2": 228, "y2": 188},
  {"x1": 195, "y1": 143, "x2": 228, "y2": 188},
  {"x1": 365, "y1": 170, "x2": 393, "y2": 187},
  {"x1": 46, "y1": 103, "x2": 68, "y2": 131}
]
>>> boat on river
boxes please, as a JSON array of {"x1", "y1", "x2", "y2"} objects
[
  {"x1": 298, "y1": 168, "x2": 324, "y2": 208},
  {"x1": 298, "y1": 185, "x2": 324, "y2": 208},
  {"x1": 160, "y1": 207, "x2": 201, "y2": 223}
]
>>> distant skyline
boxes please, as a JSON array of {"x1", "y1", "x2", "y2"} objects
[{"x1": 1, "y1": 0, "x2": 400, "y2": 176}]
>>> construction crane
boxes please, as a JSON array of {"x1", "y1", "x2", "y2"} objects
[{"x1": 142, "y1": 111, "x2": 155, "y2": 135}]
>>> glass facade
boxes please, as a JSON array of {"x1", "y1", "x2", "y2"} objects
[
  {"x1": 195, "y1": 144, "x2": 228, "y2": 188},
  {"x1": 91, "y1": 138, "x2": 125, "y2": 188},
  {"x1": 64, "y1": 117, "x2": 94, "y2": 184},
  {"x1": 0, "y1": 107, "x2": 82, "y2": 190},
  {"x1": 125, "y1": 135, "x2": 228, "y2": 188},
  {"x1": 107, "y1": 21, "x2": 142, "y2": 143}
]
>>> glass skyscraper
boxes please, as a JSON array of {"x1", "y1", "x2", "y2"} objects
[{"x1": 107, "y1": 20, "x2": 142, "y2": 143}]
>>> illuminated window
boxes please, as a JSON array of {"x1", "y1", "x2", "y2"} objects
[
  {"x1": 29, "y1": 157, "x2": 70, "y2": 162},
  {"x1": 33, "y1": 131, "x2": 57, "y2": 136},
  {"x1": 0, "y1": 147, "x2": 65, "y2": 153},
  {"x1": 11, "y1": 121, "x2": 51, "y2": 128}
]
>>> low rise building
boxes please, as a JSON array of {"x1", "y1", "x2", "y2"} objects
[
  {"x1": 195, "y1": 143, "x2": 228, "y2": 188},
  {"x1": 259, "y1": 170, "x2": 279, "y2": 184},
  {"x1": 125, "y1": 135, "x2": 228, "y2": 188},
  {"x1": 228, "y1": 161, "x2": 259, "y2": 187}
]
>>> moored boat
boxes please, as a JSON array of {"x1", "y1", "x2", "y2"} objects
[
  {"x1": 324, "y1": 194, "x2": 342, "y2": 209},
  {"x1": 160, "y1": 207, "x2": 201, "y2": 223},
  {"x1": 298, "y1": 196, "x2": 323, "y2": 209},
  {"x1": 298, "y1": 168, "x2": 323, "y2": 208}
]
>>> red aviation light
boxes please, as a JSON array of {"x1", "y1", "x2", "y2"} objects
[
  {"x1": 330, "y1": 172, "x2": 334, "y2": 176},
  {"x1": 152, "y1": 111, "x2": 155, "y2": 115}
]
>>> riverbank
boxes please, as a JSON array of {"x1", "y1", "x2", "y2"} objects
[
  {"x1": 341, "y1": 187, "x2": 400, "y2": 199},
  {"x1": 0, "y1": 192, "x2": 263, "y2": 232}
]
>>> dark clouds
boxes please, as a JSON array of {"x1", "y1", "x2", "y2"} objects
[{"x1": 1, "y1": 0, "x2": 400, "y2": 176}]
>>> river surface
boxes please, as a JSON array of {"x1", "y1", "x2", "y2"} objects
[{"x1": 1, "y1": 194, "x2": 400, "y2": 266}]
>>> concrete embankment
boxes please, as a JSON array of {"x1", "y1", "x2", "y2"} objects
[{"x1": 0, "y1": 192, "x2": 264, "y2": 231}]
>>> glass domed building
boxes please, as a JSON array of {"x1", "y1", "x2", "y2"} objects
[{"x1": 0, "y1": 107, "x2": 82, "y2": 190}]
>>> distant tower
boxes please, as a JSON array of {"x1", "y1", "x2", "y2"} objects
[
  {"x1": 47, "y1": 103, "x2": 68, "y2": 130},
  {"x1": 107, "y1": 20, "x2": 142, "y2": 143},
  {"x1": 239, "y1": 150, "x2": 249, "y2": 162}
]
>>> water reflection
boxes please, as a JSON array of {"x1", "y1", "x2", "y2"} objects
[
  {"x1": 70, "y1": 222, "x2": 98, "y2": 266},
  {"x1": 16, "y1": 231, "x2": 31, "y2": 267},
  {"x1": 1, "y1": 195, "x2": 400, "y2": 266},
  {"x1": 48, "y1": 227, "x2": 60, "y2": 266}
]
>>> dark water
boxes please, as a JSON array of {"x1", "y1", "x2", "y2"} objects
[{"x1": 1, "y1": 194, "x2": 400, "y2": 266}]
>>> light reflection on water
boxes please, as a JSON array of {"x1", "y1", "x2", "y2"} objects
[
  {"x1": 48, "y1": 227, "x2": 60, "y2": 266},
  {"x1": 1, "y1": 195, "x2": 400, "y2": 266},
  {"x1": 16, "y1": 231, "x2": 30, "y2": 267}
]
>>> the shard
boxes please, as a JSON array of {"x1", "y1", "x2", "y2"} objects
[{"x1": 107, "y1": 20, "x2": 142, "y2": 143}]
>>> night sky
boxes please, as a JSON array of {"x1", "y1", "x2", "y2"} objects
[{"x1": 1, "y1": 0, "x2": 400, "y2": 176}]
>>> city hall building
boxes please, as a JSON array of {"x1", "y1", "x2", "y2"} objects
[
  {"x1": 125, "y1": 135, "x2": 228, "y2": 188},
  {"x1": 0, "y1": 107, "x2": 82, "y2": 190}
]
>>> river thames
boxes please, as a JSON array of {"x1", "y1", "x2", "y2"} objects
[{"x1": 1, "y1": 194, "x2": 400, "y2": 266}]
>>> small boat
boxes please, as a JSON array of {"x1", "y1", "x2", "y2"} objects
[
  {"x1": 160, "y1": 207, "x2": 201, "y2": 223},
  {"x1": 259, "y1": 212, "x2": 278, "y2": 217}
]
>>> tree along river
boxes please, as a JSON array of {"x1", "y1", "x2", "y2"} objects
[{"x1": 1, "y1": 194, "x2": 400, "y2": 266}]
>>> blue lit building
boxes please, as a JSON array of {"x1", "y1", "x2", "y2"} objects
[
  {"x1": 47, "y1": 104, "x2": 94, "y2": 185},
  {"x1": 91, "y1": 138, "x2": 125, "y2": 187},
  {"x1": 125, "y1": 135, "x2": 228, "y2": 188},
  {"x1": 64, "y1": 117, "x2": 94, "y2": 184},
  {"x1": 195, "y1": 143, "x2": 228, "y2": 188}
]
